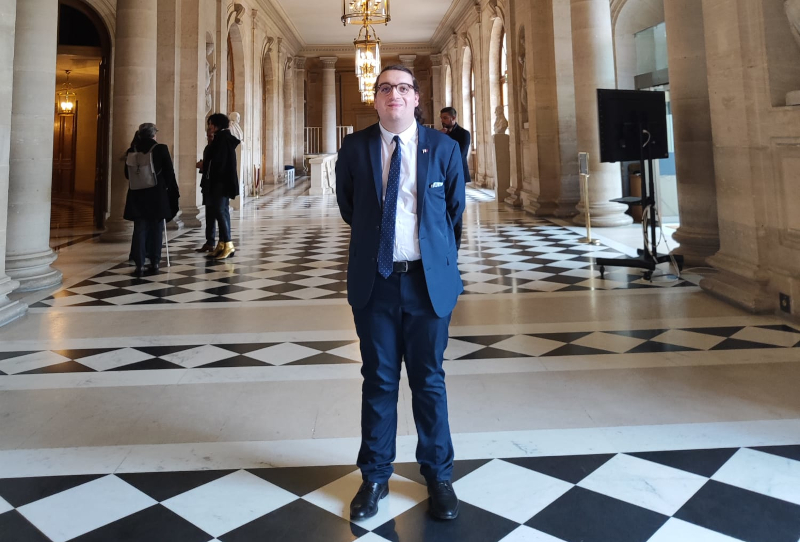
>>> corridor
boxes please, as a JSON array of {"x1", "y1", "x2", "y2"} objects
[{"x1": 1, "y1": 184, "x2": 799, "y2": 542}]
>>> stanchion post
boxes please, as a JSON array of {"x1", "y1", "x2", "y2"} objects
[{"x1": 578, "y1": 152, "x2": 601, "y2": 245}]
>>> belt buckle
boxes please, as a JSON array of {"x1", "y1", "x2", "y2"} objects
[{"x1": 397, "y1": 261, "x2": 408, "y2": 273}]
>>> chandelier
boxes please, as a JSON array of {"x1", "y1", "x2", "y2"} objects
[
  {"x1": 342, "y1": 0, "x2": 390, "y2": 26},
  {"x1": 57, "y1": 70, "x2": 76, "y2": 115},
  {"x1": 359, "y1": 73, "x2": 377, "y2": 105},
  {"x1": 354, "y1": 24, "x2": 381, "y2": 78}
]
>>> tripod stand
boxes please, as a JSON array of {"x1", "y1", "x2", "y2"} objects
[{"x1": 596, "y1": 117, "x2": 683, "y2": 281}]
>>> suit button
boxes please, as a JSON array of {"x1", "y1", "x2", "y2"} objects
[{"x1": 375, "y1": 225, "x2": 380, "y2": 231}]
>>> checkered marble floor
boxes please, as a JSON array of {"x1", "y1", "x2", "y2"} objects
[
  {"x1": 1, "y1": 324, "x2": 797, "y2": 375},
  {"x1": 32, "y1": 215, "x2": 690, "y2": 308},
  {"x1": 2, "y1": 445, "x2": 799, "y2": 542}
]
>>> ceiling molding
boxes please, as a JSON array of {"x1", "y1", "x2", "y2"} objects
[
  {"x1": 254, "y1": 0, "x2": 305, "y2": 53},
  {"x1": 300, "y1": 42, "x2": 435, "y2": 57},
  {"x1": 430, "y1": 0, "x2": 477, "y2": 50}
]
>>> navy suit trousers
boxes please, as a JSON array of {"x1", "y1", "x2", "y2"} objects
[{"x1": 353, "y1": 267, "x2": 455, "y2": 484}]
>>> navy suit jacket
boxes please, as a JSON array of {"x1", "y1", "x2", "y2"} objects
[
  {"x1": 336, "y1": 122, "x2": 466, "y2": 318},
  {"x1": 446, "y1": 124, "x2": 471, "y2": 185}
]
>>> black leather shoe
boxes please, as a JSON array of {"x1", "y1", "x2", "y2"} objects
[
  {"x1": 131, "y1": 267, "x2": 144, "y2": 278},
  {"x1": 350, "y1": 481, "x2": 389, "y2": 520},
  {"x1": 147, "y1": 264, "x2": 160, "y2": 276},
  {"x1": 428, "y1": 480, "x2": 459, "y2": 520}
]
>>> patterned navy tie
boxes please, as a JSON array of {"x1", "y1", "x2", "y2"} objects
[{"x1": 377, "y1": 135, "x2": 402, "y2": 278}]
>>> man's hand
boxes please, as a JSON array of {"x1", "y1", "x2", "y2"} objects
[{"x1": 196, "y1": 159, "x2": 203, "y2": 169}]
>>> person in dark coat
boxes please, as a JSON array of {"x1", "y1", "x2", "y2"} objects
[
  {"x1": 440, "y1": 107, "x2": 472, "y2": 185},
  {"x1": 123, "y1": 123, "x2": 180, "y2": 277},
  {"x1": 204, "y1": 113, "x2": 240, "y2": 260},
  {"x1": 195, "y1": 126, "x2": 216, "y2": 252}
]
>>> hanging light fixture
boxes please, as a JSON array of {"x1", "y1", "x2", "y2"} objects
[
  {"x1": 354, "y1": 24, "x2": 381, "y2": 78},
  {"x1": 342, "y1": 0, "x2": 390, "y2": 26},
  {"x1": 359, "y1": 73, "x2": 377, "y2": 105},
  {"x1": 57, "y1": 70, "x2": 77, "y2": 115}
]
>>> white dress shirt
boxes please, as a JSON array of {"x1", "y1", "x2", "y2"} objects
[{"x1": 379, "y1": 122, "x2": 421, "y2": 262}]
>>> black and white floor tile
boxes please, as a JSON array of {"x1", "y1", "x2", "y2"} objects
[
  {"x1": 1, "y1": 324, "x2": 797, "y2": 375},
  {"x1": 1, "y1": 445, "x2": 799, "y2": 542},
  {"x1": 32, "y1": 216, "x2": 690, "y2": 308}
]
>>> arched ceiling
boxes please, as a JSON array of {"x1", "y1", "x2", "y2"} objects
[{"x1": 273, "y1": 0, "x2": 457, "y2": 46}]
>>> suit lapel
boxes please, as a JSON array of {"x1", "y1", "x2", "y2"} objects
[
  {"x1": 369, "y1": 124, "x2": 383, "y2": 208},
  {"x1": 417, "y1": 123, "x2": 429, "y2": 219}
]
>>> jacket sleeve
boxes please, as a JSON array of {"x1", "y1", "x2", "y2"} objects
[
  {"x1": 461, "y1": 130, "x2": 471, "y2": 160},
  {"x1": 444, "y1": 140, "x2": 466, "y2": 250},
  {"x1": 207, "y1": 141, "x2": 229, "y2": 183},
  {"x1": 335, "y1": 137, "x2": 354, "y2": 226}
]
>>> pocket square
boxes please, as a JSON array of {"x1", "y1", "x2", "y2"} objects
[{"x1": 430, "y1": 182, "x2": 444, "y2": 188}]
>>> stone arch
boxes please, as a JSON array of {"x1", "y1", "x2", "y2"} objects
[{"x1": 55, "y1": 0, "x2": 113, "y2": 229}]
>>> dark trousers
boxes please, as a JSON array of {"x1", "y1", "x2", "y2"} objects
[
  {"x1": 131, "y1": 218, "x2": 162, "y2": 269},
  {"x1": 352, "y1": 267, "x2": 454, "y2": 484},
  {"x1": 205, "y1": 209, "x2": 216, "y2": 245},
  {"x1": 207, "y1": 195, "x2": 231, "y2": 243}
]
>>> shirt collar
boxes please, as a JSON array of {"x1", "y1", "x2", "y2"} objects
[{"x1": 379, "y1": 121, "x2": 417, "y2": 146}]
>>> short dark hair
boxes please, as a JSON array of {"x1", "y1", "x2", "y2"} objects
[
  {"x1": 440, "y1": 107, "x2": 458, "y2": 117},
  {"x1": 207, "y1": 113, "x2": 230, "y2": 130},
  {"x1": 374, "y1": 65, "x2": 424, "y2": 123}
]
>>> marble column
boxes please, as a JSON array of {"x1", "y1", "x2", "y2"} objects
[
  {"x1": 5, "y1": 0, "x2": 63, "y2": 291},
  {"x1": 570, "y1": 0, "x2": 632, "y2": 227},
  {"x1": 0, "y1": 0, "x2": 27, "y2": 323},
  {"x1": 320, "y1": 57, "x2": 338, "y2": 154},
  {"x1": 283, "y1": 57, "x2": 295, "y2": 170},
  {"x1": 431, "y1": 54, "x2": 444, "y2": 127},
  {"x1": 399, "y1": 55, "x2": 417, "y2": 74},
  {"x1": 295, "y1": 56, "x2": 307, "y2": 169},
  {"x1": 664, "y1": 0, "x2": 719, "y2": 267},
  {"x1": 102, "y1": 0, "x2": 158, "y2": 241}
]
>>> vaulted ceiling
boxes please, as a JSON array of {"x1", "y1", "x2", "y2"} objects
[{"x1": 272, "y1": 0, "x2": 458, "y2": 46}]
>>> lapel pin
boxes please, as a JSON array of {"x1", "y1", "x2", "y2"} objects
[{"x1": 422, "y1": 148, "x2": 428, "y2": 154}]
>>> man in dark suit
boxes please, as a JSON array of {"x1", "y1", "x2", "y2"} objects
[
  {"x1": 336, "y1": 65, "x2": 466, "y2": 522},
  {"x1": 440, "y1": 107, "x2": 472, "y2": 184}
]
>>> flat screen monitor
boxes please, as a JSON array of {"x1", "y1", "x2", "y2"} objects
[{"x1": 597, "y1": 89, "x2": 669, "y2": 163}]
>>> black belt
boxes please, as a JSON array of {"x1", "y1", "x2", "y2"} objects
[{"x1": 393, "y1": 260, "x2": 422, "y2": 273}]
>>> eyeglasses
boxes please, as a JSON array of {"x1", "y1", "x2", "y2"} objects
[{"x1": 376, "y1": 83, "x2": 414, "y2": 96}]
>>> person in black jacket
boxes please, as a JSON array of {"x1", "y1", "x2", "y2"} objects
[
  {"x1": 123, "y1": 123, "x2": 180, "y2": 277},
  {"x1": 440, "y1": 107, "x2": 472, "y2": 185},
  {"x1": 204, "y1": 113, "x2": 240, "y2": 260},
  {"x1": 195, "y1": 126, "x2": 216, "y2": 252}
]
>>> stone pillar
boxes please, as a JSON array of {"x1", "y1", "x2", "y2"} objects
[
  {"x1": 431, "y1": 54, "x2": 444, "y2": 128},
  {"x1": 102, "y1": 0, "x2": 158, "y2": 241},
  {"x1": 697, "y1": 0, "x2": 770, "y2": 312},
  {"x1": 0, "y1": 0, "x2": 27, "y2": 323},
  {"x1": 664, "y1": 0, "x2": 719, "y2": 267},
  {"x1": 295, "y1": 56, "x2": 307, "y2": 169},
  {"x1": 320, "y1": 57, "x2": 338, "y2": 154},
  {"x1": 570, "y1": 0, "x2": 632, "y2": 227},
  {"x1": 283, "y1": 57, "x2": 295, "y2": 170},
  {"x1": 399, "y1": 54, "x2": 417, "y2": 74},
  {"x1": 5, "y1": 0, "x2": 62, "y2": 291}
]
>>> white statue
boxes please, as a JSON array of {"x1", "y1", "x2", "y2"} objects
[
  {"x1": 493, "y1": 105, "x2": 508, "y2": 134},
  {"x1": 205, "y1": 41, "x2": 216, "y2": 114},
  {"x1": 786, "y1": 0, "x2": 800, "y2": 105},
  {"x1": 229, "y1": 112, "x2": 244, "y2": 141}
]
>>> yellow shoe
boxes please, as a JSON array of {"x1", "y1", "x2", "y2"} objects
[
  {"x1": 215, "y1": 241, "x2": 235, "y2": 260},
  {"x1": 207, "y1": 242, "x2": 225, "y2": 258}
]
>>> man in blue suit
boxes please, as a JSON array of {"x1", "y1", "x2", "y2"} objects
[{"x1": 336, "y1": 65, "x2": 466, "y2": 521}]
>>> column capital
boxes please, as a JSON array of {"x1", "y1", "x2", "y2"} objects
[
  {"x1": 399, "y1": 54, "x2": 417, "y2": 69},
  {"x1": 430, "y1": 54, "x2": 443, "y2": 67},
  {"x1": 319, "y1": 56, "x2": 338, "y2": 69},
  {"x1": 295, "y1": 56, "x2": 307, "y2": 70}
]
